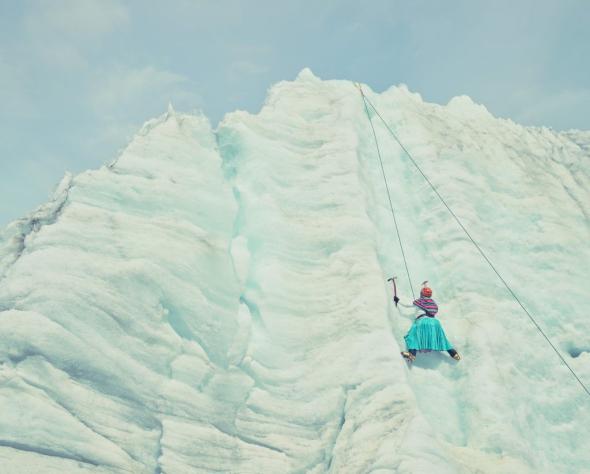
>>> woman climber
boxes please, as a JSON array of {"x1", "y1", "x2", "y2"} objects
[{"x1": 392, "y1": 280, "x2": 461, "y2": 362}]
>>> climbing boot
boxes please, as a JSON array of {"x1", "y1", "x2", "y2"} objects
[
  {"x1": 401, "y1": 351, "x2": 416, "y2": 362},
  {"x1": 447, "y1": 349, "x2": 461, "y2": 361}
]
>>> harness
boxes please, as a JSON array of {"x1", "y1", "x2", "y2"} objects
[{"x1": 416, "y1": 313, "x2": 435, "y2": 320}]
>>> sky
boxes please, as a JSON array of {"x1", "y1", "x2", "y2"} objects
[{"x1": 1, "y1": 0, "x2": 589, "y2": 227}]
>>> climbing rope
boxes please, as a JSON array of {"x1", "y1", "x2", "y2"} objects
[
  {"x1": 358, "y1": 84, "x2": 415, "y2": 300},
  {"x1": 357, "y1": 84, "x2": 590, "y2": 398}
]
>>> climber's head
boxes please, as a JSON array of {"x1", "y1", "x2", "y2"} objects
[{"x1": 420, "y1": 287, "x2": 432, "y2": 298}]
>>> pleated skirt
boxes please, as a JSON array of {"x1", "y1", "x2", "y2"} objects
[{"x1": 404, "y1": 317, "x2": 453, "y2": 351}]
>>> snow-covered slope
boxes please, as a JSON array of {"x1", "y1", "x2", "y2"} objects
[{"x1": 1, "y1": 69, "x2": 589, "y2": 473}]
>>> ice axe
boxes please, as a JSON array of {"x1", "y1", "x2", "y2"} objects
[{"x1": 387, "y1": 276, "x2": 398, "y2": 306}]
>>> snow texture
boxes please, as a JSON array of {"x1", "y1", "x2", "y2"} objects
[{"x1": 0, "y1": 69, "x2": 589, "y2": 473}]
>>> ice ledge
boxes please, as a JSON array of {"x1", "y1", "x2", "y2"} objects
[{"x1": 0, "y1": 173, "x2": 73, "y2": 280}]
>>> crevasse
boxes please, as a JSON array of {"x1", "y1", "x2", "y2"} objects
[{"x1": 0, "y1": 70, "x2": 589, "y2": 473}]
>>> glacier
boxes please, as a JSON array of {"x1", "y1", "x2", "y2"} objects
[{"x1": 0, "y1": 68, "x2": 589, "y2": 473}]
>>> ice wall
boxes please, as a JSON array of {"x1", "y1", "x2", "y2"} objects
[{"x1": 0, "y1": 70, "x2": 589, "y2": 473}]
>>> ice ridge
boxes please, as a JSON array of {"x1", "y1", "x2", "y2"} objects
[{"x1": 0, "y1": 70, "x2": 589, "y2": 473}]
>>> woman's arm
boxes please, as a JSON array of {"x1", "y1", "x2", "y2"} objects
[
  {"x1": 388, "y1": 280, "x2": 419, "y2": 318},
  {"x1": 394, "y1": 298, "x2": 420, "y2": 318}
]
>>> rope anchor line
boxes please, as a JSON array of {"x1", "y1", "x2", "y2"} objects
[
  {"x1": 356, "y1": 83, "x2": 414, "y2": 300},
  {"x1": 355, "y1": 83, "x2": 590, "y2": 399}
]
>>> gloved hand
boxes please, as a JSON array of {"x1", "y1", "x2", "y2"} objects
[{"x1": 393, "y1": 296, "x2": 400, "y2": 304}]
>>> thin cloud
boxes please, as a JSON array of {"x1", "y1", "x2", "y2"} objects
[
  {"x1": 228, "y1": 60, "x2": 270, "y2": 82},
  {"x1": 516, "y1": 88, "x2": 590, "y2": 131},
  {"x1": 0, "y1": 55, "x2": 37, "y2": 118},
  {"x1": 89, "y1": 66, "x2": 201, "y2": 116},
  {"x1": 20, "y1": 0, "x2": 128, "y2": 70},
  {"x1": 23, "y1": 0, "x2": 128, "y2": 39}
]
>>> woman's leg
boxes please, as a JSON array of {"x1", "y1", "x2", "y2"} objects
[{"x1": 447, "y1": 348, "x2": 461, "y2": 360}]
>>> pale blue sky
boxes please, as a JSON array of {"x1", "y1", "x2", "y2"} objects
[{"x1": 1, "y1": 0, "x2": 589, "y2": 226}]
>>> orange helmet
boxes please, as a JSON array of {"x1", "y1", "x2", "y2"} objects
[{"x1": 421, "y1": 287, "x2": 432, "y2": 298}]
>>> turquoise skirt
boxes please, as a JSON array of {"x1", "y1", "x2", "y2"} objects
[{"x1": 404, "y1": 317, "x2": 453, "y2": 351}]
